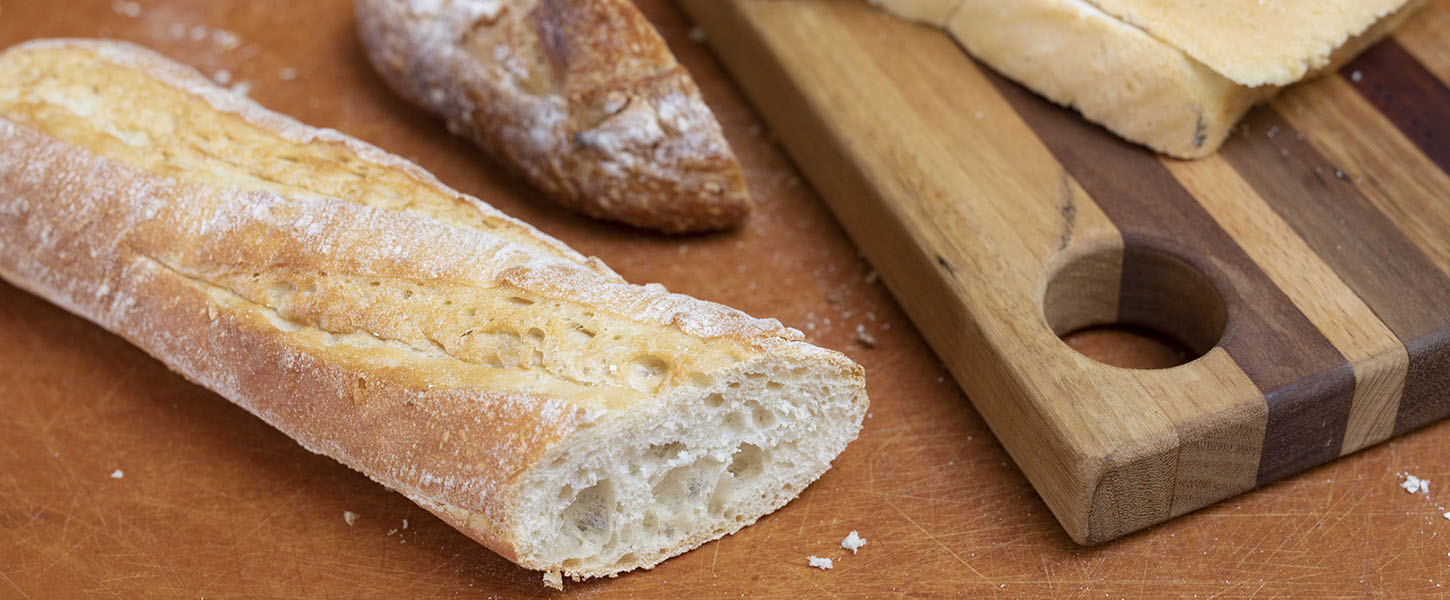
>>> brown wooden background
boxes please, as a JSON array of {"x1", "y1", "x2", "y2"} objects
[{"x1": 2, "y1": 0, "x2": 1449, "y2": 597}]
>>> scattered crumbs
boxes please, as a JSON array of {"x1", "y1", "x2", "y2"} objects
[
  {"x1": 543, "y1": 570, "x2": 563, "y2": 591},
  {"x1": 386, "y1": 528, "x2": 399, "y2": 536},
  {"x1": 1351, "y1": 70, "x2": 1363, "y2": 83},
  {"x1": 111, "y1": 0, "x2": 141, "y2": 18},
  {"x1": 688, "y1": 26, "x2": 707, "y2": 43},
  {"x1": 168, "y1": 22, "x2": 186, "y2": 39},
  {"x1": 855, "y1": 324, "x2": 877, "y2": 348},
  {"x1": 109, "y1": 469, "x2": 124, "y2": 479},
  {"x1": 1334, "y1": 169, "x2": 1346, "y2": 180},
  {"x1": 190, "y1": 24, "x2": 209, "y2": 42},
  {"x1": 1402, "y1": 473, "x2": 1430, "y2": 495},
  {"x1": 279, "y1": 67, "x2": 298, "y2": 81},
  {"x1": 230, "y1": 81, "x2": 252, "y2": 97},
  {"x1": 402, "y1": 518, "x2": 409, "y2": 529},
  {"x1": 212, "y1": 29, "x2": 240, "y2": 50},
  {"x1": 1443, "y1": 512, "x2": 1450, "y2": 520},
  {"x1": 841, "y1": 530, "x2": 867, "y2": 554},
  {"x1": 343, "y1": 510, "x2": 360, "y2": 526},
  {"x1": 807, "y1": 555, "x2": 833, "y2": 570},
  {"x1": 1266, "y1": 125, "x2": 1278, "y2": 138},
  {"x1": 826, "y1": 291, "x2": 843, "y2": 306},
  {"x1": 213, "y1": 69, "x2": 232, "y2": 85}
]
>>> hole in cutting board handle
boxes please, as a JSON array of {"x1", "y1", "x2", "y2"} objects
[{"x1": 1043, "y1": 244, "x2": 1226, "y2": 369}]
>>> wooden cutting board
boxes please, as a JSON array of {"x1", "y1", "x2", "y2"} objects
[{"x1": 678, "y1": 0, "x2": 1450, "y2": 544}]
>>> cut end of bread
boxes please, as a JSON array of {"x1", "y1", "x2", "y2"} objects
[{"x1": 510, "y1": 342, "x2": 866, "y2": 579}]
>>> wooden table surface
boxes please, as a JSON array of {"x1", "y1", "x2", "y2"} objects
[{"x1": 2, "y1": 1, "x2": 1449, "y2": 597}]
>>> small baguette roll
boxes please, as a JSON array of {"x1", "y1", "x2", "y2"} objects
[
  {"x1": 356, "y1": 0, "x2": 752, "y2": 234},
  {"x1": 0, "y1": 39, "x2": 867, "y2": 581}
]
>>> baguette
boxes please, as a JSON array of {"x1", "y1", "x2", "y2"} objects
[
  {"x1": 356, "y1": 0, "x2": 751, "y2": 234},
  {"x1": 870, "y1": 0, "x2": 1430, "y2": 158},
  {"x1": 0, "y1": 39, "x2": 867, "y2": 583}
]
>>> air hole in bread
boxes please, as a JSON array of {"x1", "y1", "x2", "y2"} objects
[
  {"x1": 525, "y1": 327, "x2": 545, "y2": 342},
  {"x1": 723, "y1": 411, "x2": 745, "y2": 432},
  {"x1": 727, "y1": 443, "x2": 764, "y2": 480},
  {"x1": 750, "y1": 402, "x2": 776, "y2": 428},
  {"x1": 703, "y1": 392, "x2": 725, "y2": 408},
  {"x1": 507, "y1": 296, "x2": 534, "y2": 306},
  {"x1": 627, "y1": 355, "x2": 670, "y2": 392},
  {"x1": 641, "y1": 512, "x2": 658, "y2": 533},
  {"x1": 562, "y1": 481, "x2": 614, "y2": 553},
  {"x1": 647, "y1": 442, "x2": 685, "y2": 461}
]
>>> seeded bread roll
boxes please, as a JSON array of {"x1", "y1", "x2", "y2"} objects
[
  {"x1": 356, "y1": 0, "x2": 751, "y2": 233},
  {"x1": 0, "y1": 39, "x2": 866, "y2": 584},
  {"x1": 869, "y1": 0, "x2": 1430, "y2": 158}
]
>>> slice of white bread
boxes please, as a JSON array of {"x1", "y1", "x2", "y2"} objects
[
  {"x1": 0, "y1": 39, "x2": 867, "y2": 582},
  {"x1": 870, "y1": 0, "x2": 1430, "y2": 157}
]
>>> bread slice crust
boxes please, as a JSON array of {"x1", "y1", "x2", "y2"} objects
[{"x1": 871, "y1": 0, "x2": 1430, "y2": 157}]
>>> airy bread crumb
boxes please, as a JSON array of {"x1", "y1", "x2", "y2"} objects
[
  {"x1": 343, "y1": 511, "x2": 360, "y2": 526},
  {"x1": 542, "y1": 570, "x2": 563, "y2": 591},
  {"x1": 840, "y1": 530, "x2": 866, "y2": 554},
  {"x1": 807, "y1": 555, "x2": 833, "y2": 570},
  {"x1": 1402, "y1": 473, "x2": 1430, "y2": 494}
]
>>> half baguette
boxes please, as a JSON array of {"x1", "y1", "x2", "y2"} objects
[{"x1": 0, "y1": 39, "x2": 867, "y2": 583}]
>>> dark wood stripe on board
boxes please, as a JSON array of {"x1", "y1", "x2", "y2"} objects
[
  {"x1": 985, "y1": 71, "x2": 1355, "y2": 487},
  {"x1": 1343, "y1": 39, "x2": 1450, "y2": 173},
  {"x1": 1222, "y1": 108, "x2": 1450, "y2": 438}
]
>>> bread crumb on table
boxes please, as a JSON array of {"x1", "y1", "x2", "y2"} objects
[
  {"x1": 841, "y1": 530, "x2": 867, "y2": 554},
  {"x1": 343, "y1": 510, "x2": 360, "y2": 526},
  {"x1": 807, "y1": 555, "x2": 833, "y2": 570},
  {"x1": 109, "y1": 469, "x2": 124, "y2": 479},
  {"x1": 855, "y1": 324, "x2": 877, "y2": 348},
  {"x1": 1402, "y1": 473, "x2": 1430, "y2": 495},
  {"x1": 111, "y1": 0, "x2": 141, "y2": 18}
]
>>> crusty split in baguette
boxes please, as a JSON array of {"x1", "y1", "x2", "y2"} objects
[
  {"x1": 870, "y1": 0, "x2": 1430, "y2": 157},
  {"x1": 0, "y1": 39, "x2": 866, "y2": 583},
  {"x1": 356, "y1": 0, "x2": 751, "y2": 233}
]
